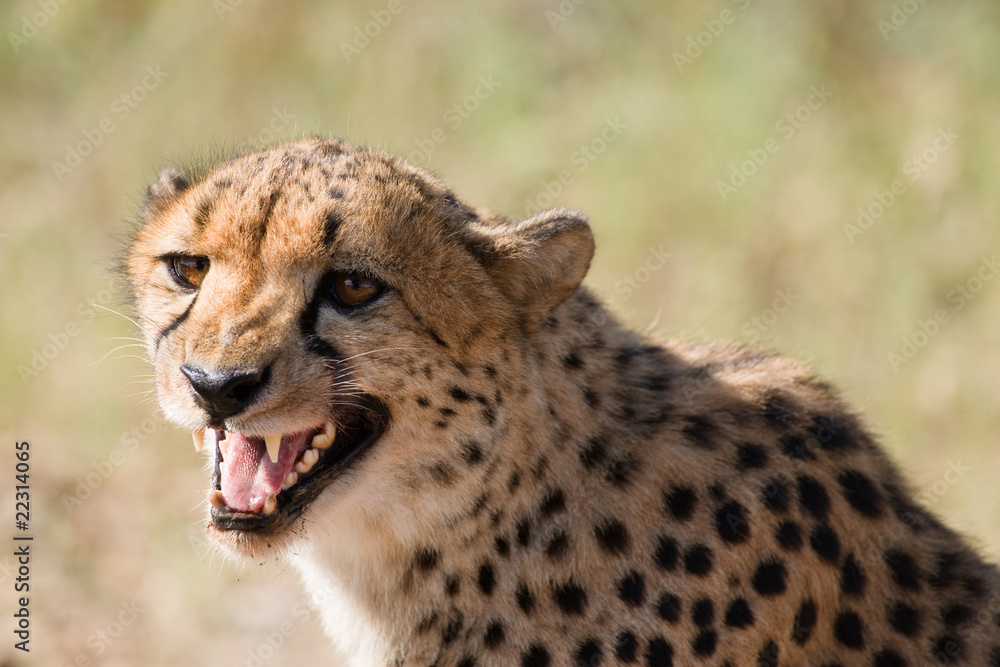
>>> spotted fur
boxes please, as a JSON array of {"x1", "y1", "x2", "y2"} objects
[{"x1": 128, "y1": 138, "x2": 1000, "y2": 666}]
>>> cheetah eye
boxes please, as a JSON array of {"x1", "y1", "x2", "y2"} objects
[
  {"x1": 167, "y1": 255, "x2": 210, "y2": 290},
  {"x1": 325, "y1": 272, "x2": 384, "y2": 308}
]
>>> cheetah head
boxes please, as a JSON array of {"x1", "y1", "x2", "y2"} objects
[{"x1": 127, "y1": 138, "x2": 594, "y2": 559}]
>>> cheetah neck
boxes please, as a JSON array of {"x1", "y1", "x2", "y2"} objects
[{"x1": 289, "y1": 290, "x2": 660, "y2": 665}]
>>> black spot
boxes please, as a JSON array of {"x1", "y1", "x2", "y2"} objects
[
  {"x1": 553, "y1": 580, "x2": 588, "y2": 615},
  {"x1": 942, "y1": 604, "x2": 973, "y2": 629},
  {"x1": 682, "y1": 415, "x2": 719, "y2": 449},
  {"x1": 751, "y1": 560, "x2": 787, "y2": 596},
  {"x1": 430, "y1": 461, "x2": 457, "y2": 486},
  {"x1": 692, "y1": 630, "x2": 717, "y2": 657},
  {"x1": 838, "y1": 470, "x2": 884, "y2": 518},
  {"x1": 606, "y1": 452, "x2": 637, "y2": 486},
  {"x1": 483, "y1": 620, "x2": 505, "y2": 648},
  {"x1": 780, "y1": 434, "x2": 815, "y2": 460},
  {"x1": 615, "y1": 346, "x2": 641, "y2": 367},
  {"x1": 322, "y1": 211, "x2": 342, "y2": 247},
  {"x1": 583, "y1": 388, "x2": 600, "y2": 408},
  {"x1": 645, "y1": 637, "x2": 673, "y2": 666},
  {"x1": 809, "y1": 524, "x2": 841, "y2": 564},
  {"x1": 654, "y1": 535, "x2": 679, "y2": 570},
  {"x1": 615, "y1": 632, "x2": 638, "y2": 662},
  {"x1": 516, "y1": 582, "x2": 535, "y2": 614},
  {"x1": 575, "y1": 640, "x2": 603, "y2": 666},
  {"x1": 737, "y1": 443, "x2": 769, "y2": 470},
  {"x1": 461, "y1": 441, "x2": 484, "y2": 465},
  {"x1": 888, "y1": 601, "x2": 921, "y2": 637},
  {"x1": 522, "y1": 645, "x2": 551, "y2": 667},
  {"x1": 445, "y1": 574, "x2": 460, "y2": 596},
  {"x1": 761, "y1": 477, "x2": 791, "y2": 513},
  {"x1": 508, "y1": 471, "x2": 521, "y2": 492},
  {"x1": 416, "y1": 611, "x2": 438, "y2": 633},
  {"x1": 656, "y1": 592, "x2": 681, "y2": 623},
  {"x1": 708, "y1": 483, "x2": 726, "y2": 500},
  {"x1": 797, "y1": 475, "x2": 831, "y2": 520},
  {"x1": 684, "y1": 544, "x2": 714, "y2": 576},
  {"x1": 724, "y1": 598, "x2": 754, "y2": 628},
  {"x1": 564, "y1": 352, "x2": 584, "y2": 369},
  {"x1": 840, "y1": 554, "x2": 866, "y2": 597},
  {"x1": 328, "y1": 187, "x2": 344, "y2": 199},
  {"x1": 810, "y1": 414, "x2": 860, "y2": 453},
  {"x1": 580, "y1": 438, "x2": 608, "y2": 469},
  {"x1": 478, "y1": 562, "x2": 495, "y2": 595},
  {"x1": 449, "y1": 386, "x2": 472, "y2": 402},
  {"x1": 761, "y1": 392, "x2": 797, "y2": 428},
  {"x1": 791, "y1": 599, "x2": 817, "y2": 644},
  {"x1": 833, "y1": 610, "x2": 865, "y2": 649},
  {"x1": 469, "y1": 492, "x2": 489, "y2": 517},
  {"x1": 617, "y1": 571, "x2": 645, "y2": 607},
  {"x1": 458, "y1": 657, "x2": 476, "y2": 667},
  {"x1": 415, "y1": 548, "x2": 439, "y2": 571},
  {"x1": 963, "y1": 574, "x2": 986, "y2": 599},
  {"x1": 691, "y1": 598, "x2": 714, "y2": 626},
  {"x1": 716, "y1": 500, "x2": 750, "y2": 543},
  {"x1": 932, "y1": 635, "x2": 963, "y2": 663},
  {"x1": 539, "y1": 489, "x2": 566, "y2": 517},
  {"x1": 442, "y1": 612, "x2": 463, "y2": 644},
  {"x1": 416, "y1": 396, "x2": 431, "y2": 407},
  {"x1": 928, "y1": 552, "x2": 963, "y2": 590},
  {"x1": 873, "y1": 649, "x2": 907, "y2": 667},
  {"x1": 494, "y1": 536, "x2": 510, "y2": 558},
  {"x1": 545, "y1": 532, "x2": 570, "y2": 560},
  {"x1": 482, "y1": 407, "x2": 496, "y2": 426},
  {"x1": 775, "y1": 521, "x2": 803, "y2": 551},
  {"x1": 192, "y1": 195, "x2": 216, "y2": 229},
  {"x1": 516, "y1": 520, "x2": 531, "y2": 547},
  {"x1": 594, "y1": 519, "x2": 630, "y2": 555},
  {"x1": 884, "y1": 550, "x2": 922, "y2": 592},
  {"x1": 484, "y1": 364, "x2": 497, "y2": 378},
  {"x1": 663, "y1": 485, "x2": 698, "y2": 521}
]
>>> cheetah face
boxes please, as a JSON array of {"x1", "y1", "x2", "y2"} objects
[{"x1": 127, "y1": 140, "x2": 593, "y2": 555}]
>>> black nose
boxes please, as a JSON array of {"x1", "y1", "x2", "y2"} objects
[{"x1": 179, "y1": 364, "x2": 269, "y2": 423}]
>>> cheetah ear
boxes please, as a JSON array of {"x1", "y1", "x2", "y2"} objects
[
  {"x1": 478, "y1": 208, "x2": 594, "y2": 332},
  {"x1": 141, "y1": 167, "x2": 190, "y2": 219}
]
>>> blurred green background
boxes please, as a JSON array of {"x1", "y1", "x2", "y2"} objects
[{"x1": 2, "y1": 1, "x2": 999, "y2": 664}]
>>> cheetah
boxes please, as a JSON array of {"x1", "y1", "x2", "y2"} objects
[{"x1": 127, "y1": 137, "x2": 1000, "y2": 666}]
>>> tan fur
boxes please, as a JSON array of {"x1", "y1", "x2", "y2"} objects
[{"x1": 128, "y1": 138, "x2": 1000, "y2": 666}]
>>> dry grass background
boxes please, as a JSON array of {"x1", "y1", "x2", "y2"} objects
[{"x1": 1, "y1": 1, "x2": 999, "y2": 665}]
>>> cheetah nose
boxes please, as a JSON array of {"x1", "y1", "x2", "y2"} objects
[{"x1": 179, "y1": 364, "x2": 270, "y2": 424}]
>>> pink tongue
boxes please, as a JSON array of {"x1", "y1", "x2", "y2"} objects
[{"x1": 220, "y1": 431, "x2": 309, "y2": 512}]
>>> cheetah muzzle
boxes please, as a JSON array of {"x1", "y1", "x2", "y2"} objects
[
  {"x1": 203, "y1": 394, "x2": 388, "y2": 534},
  {"x1": 128, "y1": 137, "x2": 1000, "y2": 667}
]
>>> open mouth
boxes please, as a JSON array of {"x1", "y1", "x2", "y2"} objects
[{"x1": 193, "y1": 396, "x2": 388, "y2": 534}]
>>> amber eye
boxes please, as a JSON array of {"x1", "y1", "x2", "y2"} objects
[
  {"x1": 327, "y1": 272, "x2": 384, "y2": 307},
  {"x1": 168, "y1": 255, "x2": 210, "y2": 290}
]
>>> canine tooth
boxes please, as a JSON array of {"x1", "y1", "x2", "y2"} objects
[
  {"x1": 311, "y1": 422, "x2": 336, "y2": 450},
  {"x1": 264, "y1": 434, "x2": 282, "y2": 463},
  {"x1": 219, "y1": 437, "x2": 229, "y2": 457},
  {"x1": 295, "y1": 448, "x2": 319, "y2": 474},
  {"x1": 281, "y1": 471, "x2": 298, "y2": 490},
  {"x1": 192, "y1": 430, "x2": 205, "y2": 452},
  {"x1": 208, "y1": 489, "x2": 226, "y2": 510},
  {"x1": 263, "y1": 493, "x2": 278, "y2": 515}
]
